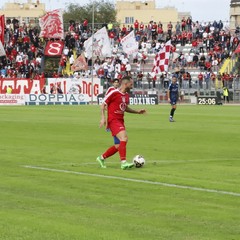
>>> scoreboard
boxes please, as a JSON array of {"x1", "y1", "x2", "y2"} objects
[{"x1": 197, "y1": 97, "x2": 217, "y2": 105}]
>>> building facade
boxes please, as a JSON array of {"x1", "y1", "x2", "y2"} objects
[
  {"x1": 0, "y1": 0, "x2": 45, "y2": 26},
  {"x1": 230, "y1": 0, "x2": 240, "y2": 29},
  {"x1": 0, "y1": 0, "x2": 236, "y2": 31},
  {"x1": 116, "y1": 0, "x2": 190, "y2": 29}
]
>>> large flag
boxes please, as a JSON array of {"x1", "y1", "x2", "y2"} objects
[
  {"x1": 152, "y1": 40, "x2": 172, "y2": 74},
  {"x1": 84, "y1": 27, "x2": 111, "y2": 58},
  {"x1": 0, "y1": 15, "x2": 5, "y2": 44},
  {"x1": 39, "y1": 9, "x2": 64, "y2": 39},
  {"x1": 71, "y1": 53, "x2": 88, "y2": 71},
  {"x1": 0, "y1": 40, "x2": 6, "y2": 56},
  {"x1": 120, "y1": 31, "x2": 138, "y2": 56}
]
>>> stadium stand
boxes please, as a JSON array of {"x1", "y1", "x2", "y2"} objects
[{"x1": 0, "y1": 17, "x2": 240, "y2": 102}]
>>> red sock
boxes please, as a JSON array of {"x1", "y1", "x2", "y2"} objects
[
  {"x1": 102, "y1": 146, "x2": 118, "y2": 159},
  {"x1": 118, "y1": 141, "x2": 127, "y2": 161}
]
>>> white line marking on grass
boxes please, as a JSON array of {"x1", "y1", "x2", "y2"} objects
[
  {"x1": 23, "y1": 165, "x2": 240, "y2": 197},
  {"x1": 41, "y1": 158, "x2": 239, "y2": 167}
]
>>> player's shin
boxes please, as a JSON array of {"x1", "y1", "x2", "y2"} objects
[
  {"x1": 102, "y1": 146, "x2": 118, "y2": 159},
  {"x1": 170, "y1": 108, "x2": 176, "y2": 117},
  {"x1": 118, "y1": 141, "x2": 127, "y2": 161}
]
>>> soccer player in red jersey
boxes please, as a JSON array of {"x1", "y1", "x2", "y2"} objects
[
  {"x1": 104, "y1": 78, "x2": 121, "y2": 147},
  {"x1": 97, "y1": 76, "x2": 146, "y2": 170}
]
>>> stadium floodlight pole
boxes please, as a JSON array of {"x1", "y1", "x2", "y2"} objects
[{"x1": 90, "y1": 2, "x2": 95, "y2": 105}]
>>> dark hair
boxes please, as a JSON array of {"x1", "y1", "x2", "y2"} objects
[
  {"x1": 113, "y1": 78, "x2": 119, "y2": 83},
  {"x1": 121, "y1": 75, "x2": 132, "y2": 82}
]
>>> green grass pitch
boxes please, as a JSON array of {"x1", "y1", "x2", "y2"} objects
[{"x1": 0, "y1": 104, "x2": 240, "y2": 240}]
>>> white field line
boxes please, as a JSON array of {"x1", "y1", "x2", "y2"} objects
[
  {"x1": 23, "y1": 165, "x2": 240, "y2": 197},
  {"x1": 38, "y1": 158, "x2": 239, "y2": 167}
]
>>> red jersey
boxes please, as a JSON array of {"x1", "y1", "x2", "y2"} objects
[
  {"x1": 122, "y1": 26, "x2": 127, "y2": 34},
  {"x1": 198, "y1": 73, "x2": 203, "y2": 80},
  {"x1": 31, "y1": 45, "x2": 36, "y2": 53},
  {"x1": 151, "y1": 23, "x2": 157, "y2": 32},
  {"x1": 134, "y1": 21, "x2": 139, "y2": 30},
  {"x1": 105, "y1": 86, "x2": 116, "y2": 96},
  {"x1": 120, "y1": 64, "x2": 126, "y2": 72},
  {"x1": 171, "y1": 45, "x2": 176, "y2": 52},
  {"x1": 104, "y1": 89, "x2": 129, "y2": 123},
  {"x1": 83, "y1": 19, "x2": 88, "y2": 27},
  {"x1": 211, "y1": 73, "x2": 216, "y2": 80},
  {"x1": 109, "y1": 31, "x2": 115, "y2": 39},
  {"x1": 157, "y1": 27, "x2": 163, "y2": 34},
  {"x1": 192, "y1": 39, "x2": 198, "y2": 47},
  {"x1": 23, "y1": 35, "x2": 30, "y2": 43},
  {"x1": 205, "y1": 62, "x2": 211, "y2": 69}
]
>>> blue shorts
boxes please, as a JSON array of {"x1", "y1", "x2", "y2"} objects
[
  {"x1": 170, "y1": 99, "x2": 177, "y2": 105},
  {"x1": 106, "y1": 128, "x2": 120, "y2": 144},
  {"x1": 113, "y1": 136, "x2": 120, "y2": 144}
]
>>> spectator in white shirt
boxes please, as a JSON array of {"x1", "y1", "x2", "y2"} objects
[
  {"x1": 16, "y1": 53, "x2": 23, "y2": 67},
  {"x1": 69, "y1": 54, "x2": 75, "y2": 66},
  {"x1": 125, "y1": 62, "x2": 131, "y2": 75}
]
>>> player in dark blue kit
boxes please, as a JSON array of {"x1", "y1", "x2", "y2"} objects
[{"x1": 167, "y1": 74, "x2": 180, "y2": 122}]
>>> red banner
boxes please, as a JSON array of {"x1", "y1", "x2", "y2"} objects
[
  {"x1": 39, "y1": 9, "x2": 64, "y2": 39},
  {"x1": 71, "y1": 53, "x2": 88, "y2": 71},
  {"x1": 0, "y1": 15, "x2": 5, "y2": 44},
  {"x1": 0, "y1": 78, "x2": 45, "y2": 94},
  {"x1": 44, "y1": 40, "x2": 64, "y2": 56}
]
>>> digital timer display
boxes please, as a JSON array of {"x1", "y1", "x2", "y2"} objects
[{"x1": 197, "y1": 97, "x2": 217, "y2": 105}]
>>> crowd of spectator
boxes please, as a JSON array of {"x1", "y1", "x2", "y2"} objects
[{"x1": 0, "y1": 16, "x2": 239, "y2": 91}]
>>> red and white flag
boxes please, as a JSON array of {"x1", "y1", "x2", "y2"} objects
[
  {"x1": 152, "y1": 40, "x2": 172, "y2": 74},
  {"x1": 84, "y1": 27, "x2": 111, "y2": 58},
  {"x1": 0, "y1": 40, "x2": 6, "y2": 56},
  {"x1": 120, "y1": 30, "x2": 138, "y2": 56},
  {"x1": 39, "y1": 9, "x2": 64, "y2": 39},
  {"x1": 71, "y1": 53, "x2": 88, "y2": 71},
  {"x1": 0, "y1": 15, "x2": 5, "y2": 44}
]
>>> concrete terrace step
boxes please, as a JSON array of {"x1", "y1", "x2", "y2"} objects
[{"x1": 128, "y1": 41, "x2": 221, "y2": 81}]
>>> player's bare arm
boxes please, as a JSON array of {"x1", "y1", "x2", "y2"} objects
[
  {"x1": 125, "y1": 106, "x2": 146, "y2": 114},
  {"x1": 99, "y1": 103, "x2": 107, "y2": 128},
  {"x1": 167, "y1": 90, "x2": 170, "y2": 102}
]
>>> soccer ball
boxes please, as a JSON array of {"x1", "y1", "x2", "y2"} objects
[{"x1": 133, "y1": 155, "x2": 145, "y2": 168}]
